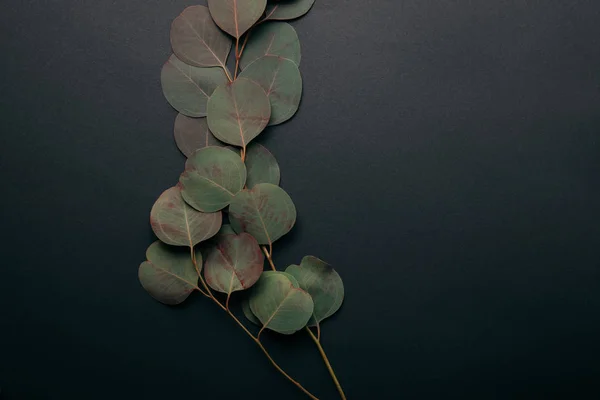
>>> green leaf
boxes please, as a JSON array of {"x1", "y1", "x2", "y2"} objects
[
  {"x1": 138, "y1": 241, "x2": 201, "y2": 305},
  {"x1": 242, "y1": 297, "x2": 261, "y2": 325},
  {"x1": 249, "y1": 271, "x2": 314, "y2": 334},
  {"x1": 229, "y1": 183, "x2": 296, "y2": 246},
  {"x1": 174, "y1": 114, "x2": 224, "y2": 158},
  {"x1": 286, "y1": 257, "x2": 344, "y2": 326},
  {"x1": 265, "y1": 0, "x2": 315, "y2": 21},
  {"x1": 241, "y1": 271, "x2": 299, "y2": 326},
  {"x1": 161, "y1": 55, "x2": 228, "y2": 117},
  {"x1": 240, "y1": 55, "x2": 302, "y2": 125},
  {"x1": 204, "y1": 233, "x2": 264, "y2": 294},
  {"x1": 207, "y1": 78, "x2": 271, "y2": 148},
  {"x1": 245, "y1": 143, "x2": 280, "y2": 188},
  {"x1": 179, "y1": 147, "x2": 247, "y2": 212},
  {"x1": 240, "y1": 22, "x2": 300, "y2": 69},
  {"x1": 217, "y1": 224, "x2": 236, "y2": 236},
  {"x1": 171, "y1": 6, "x2": 232, "y2": 68},
  {"x1": 207, "y1": 0, "x2": 267, "y2": 39},
  {"x1": 150, "y1": 186, "x2": 222, "y2": 247}
]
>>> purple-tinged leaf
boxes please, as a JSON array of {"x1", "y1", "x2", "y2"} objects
[
  {"x1": 245, "y1": 143, "x2": 280, "y2": 188},
  {"x1": 207, "y1": 0, "x2": 267, "y2": 39}
]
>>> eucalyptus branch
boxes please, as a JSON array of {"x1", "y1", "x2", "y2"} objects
[{"x1": 140, "y1": 1, "x2": 343, "y2": 399}]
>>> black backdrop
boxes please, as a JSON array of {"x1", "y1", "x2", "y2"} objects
[{"x1": 1, "y1": 1, "x2": 599, "y2": 399}]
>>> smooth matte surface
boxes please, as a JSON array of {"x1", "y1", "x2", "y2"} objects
[{"x1": 1, "y1": 1, "x2": 599, "y2": 399}]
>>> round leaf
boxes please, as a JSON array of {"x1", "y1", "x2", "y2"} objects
[
  {"x1": 249, "y1": 272, "x2": 314, "y2": 334},
  {"x1": 179, "y1": 147, "x2": 247, "y2": 212},
  {"x1": 204, "y1": 233, "x2": 264, "y2": 294},
  {"x1": 286, "y1": 256, "x2": 344, "y2": 326},
  {"x1": 161, "y1": 55, "x2": 228, "y2": 117},
  {"x1": 245, "y1": 143, "x2": 280, "y2": 188},
  {"x1": 138, "y1": 241, "x2": 201, "y2": 305},
  {"x1": 229, "y1": 183, "x2": 296, "y2": 246},
  {"x1": 150, "y1": 186, "x2": 222, "y2": 247},
  {"x1": 207, "y1": 78, "x2": 271, "y2": 147},
  {"x1": 265, "y1": 0, "x2": 315, "y2": 21},
  {"x1": 240, "y1": 22, "x2": 300, "y2": 69},
  {"x1": 171, "y1": 6, "x2": 232, "y2": 68},
  {"x1": 242, "y1": 271, "x2": 299, "y2": 326},
  {"x1": 207, "y1": 0, "x2": 267, "y2": 39},
  {"x1": 174, "y1": 114, "x2": 224, "y2": 158},
  {"x1": 240, "y1": 55, "x2": 302, "y2": 125}
]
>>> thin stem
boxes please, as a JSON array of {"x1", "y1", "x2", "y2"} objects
[
  {"x1": 190, "y1": 247, "x2": 210, "y2": 297},
  {"x1": 240, "y1": 146, "x2": 246, "y2": 162},
  {"x1": 255, "y1": 338, "x2": 319, "y2": 400},
  {"x1": 222, "y1": 64, "x2": 233, "y2": 83},
  {"x1": 316, "y1": 322, "x2": 321, "y2": 341},
  {"x1": 188, "y1": 251, "x2": 318, "y2": 399},
  {"x1": 262, "y1": 246, "x2": 277, "y2": 271},
  {"x1": 306, "y1": 328, "x2": 346, "y2": 400}
]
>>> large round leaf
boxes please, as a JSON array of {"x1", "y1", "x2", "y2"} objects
[
  {"x1": 204, "y1": 233, "x2": 264, "y2": 294},
  {"x1": 207, "y1": 0, "x2": 267, "y2": 39},
  {"x1": 245, "y1": 143, "x2": 280, "y2": 188},
  {"x1": 150, "y1": 186, "x2": 222, "y2": 247},
  {"x1": 240, "y1": 22, "x2": 300, "y2": 69},
  {"x1": 240, "y1": 56, "x2": 302, "y2": 125},
  {"x1": 171, "y1": 6, "x2": 232, "y2": 68},
  {"x1": 286, "y1": 256, "x2": 344, "y2": 326},
  {"x1": 161, "y1": 55, "x2": 228, "y2": 117},
  {"x1": 179, "y1": 147, "x2": 247, "y2": 212},
  {"x1": 265, "y1": 0, "x2": 315, "y2": 21},
  {"x1": 207, "y1": 78, "x2": 271, "y2": 147},
  {"x1": 229, "y1": 183, "x2": 296, "y2": 246},
  {"x1": 242, "y1": 271, "x2": 299, "y2": 326},
  {"x1": 138, "y1": 241, "x2": 201, "y2": 305},
  {"x1": 249, "y1": 272, "x2": 314, "y2": 334},
  {"x1": 174, "y1": 114, "x2": 224, "y2": 158}
]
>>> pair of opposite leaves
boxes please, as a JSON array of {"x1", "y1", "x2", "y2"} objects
[
  {"x1": 162, "y1": 4, "x2": 305, "y2": 147},
  {"x1": 140, "y1": 234, "x2": 344, "y2": 334}
]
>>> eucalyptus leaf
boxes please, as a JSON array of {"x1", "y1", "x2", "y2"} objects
[
  {"x1": 242, "y1": 270, "x2": 299, "y2": 326},
  {"x1": 265, "y1": 0, "x2": 315, "y2": 21},
  {"x1": 207, "y1": 0, "x2": 267, "y2": 39},
  {"x1": 217, "y1": 224, "x2": 236, "y2": 236},
  {"x1": 179, "y1": 147, "x2": 247, "y2": 212},
  {"x1": 286, "y1": 256, "x2": 344, "y2": 326},
  {"x1": 240, "y1": 22, "x2": 300, "y2": 69},
  {"x1": 245, "y1": 143, "x2": 280, "y2": 188},
  {"x1": 240, "y1": 55, "x2": 302, "y2": 125},
  {"x1": 229, "y1": 183, "x2": 296, "y2": 246},
  {"x1": 174, "y1": 114, "x2": 224, "y2": 158},
  {"x1": 207, "y1": 78, "x2": 271, "y2": 147},
  {"x1": 138, "y1": 241, "x2": 201, "y2": 305},
  {"x1": 150, "y1": 186, "x2": 222, "y2": 247},
  {"x1": 249, "y1": 271, "x2": 314, "y2": 334},
  {"x1": 171, "y1": 6, "x2": 232, "y2": 68},
  {"x1": 161, "y1": 55, "x2": 228, "y2": 117},
  {"x1": 204, "y1": 233, "x2": 264, "y2": 294}
]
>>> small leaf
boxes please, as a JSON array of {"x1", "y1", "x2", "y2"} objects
[
  {"x1": 204, "y1": 233, "x2": 264, "y2": 294},
  {"x1": 161, "y1": 55, "x2": 228, "y2": 117},
  {"x1": 150, "y1": 186, "x2": 222, "y2": 247},
  {"x1": 207, "y1": 78, "x2": 271, "y2": 147},
  {"x1": 286, "y1": 257, "x2": 344, "y2": 326},
  {"x1": 242, "y1": 297, "x2": 261, "y2": 325},
  {"x1": 138, "y1": 241, "x2": 201, "y2": 305},
  {"x1": 240, "y1": 22, "x2": 300, "y2": 69},
  {"x1": 265, "y1": 0, "x2": 315, "y2": 21},
  {"x1": 171, "y1": 6, "x2": 232, "y2": 68},
  {"x1": 229, "y1": 183, "x2": 296, "y2": 246},
  {"x1": 240, "y1": 55, "x2": 302, "y2": 125},
  {"x1": 242, "y1": 271, "x2": 299, "y2": 326},
  {"x1": 179, "y1": 147, "x2": 247, "y2": 212},
  {"x1": 174, "y1": 114, "x2": 224, "y2": 158},
  {"x1": 245, "y1": 143, "x2": 280, "y2": 188},
  {"x1": 207, "y1": 0, "x2": 267, "y2": 39},
  {"x1": 249, "y1": 271, "x2": 314, "y2": 334}
]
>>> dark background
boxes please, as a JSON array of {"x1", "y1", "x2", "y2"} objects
[{"x1": 1, "y1": 0, "x2": 599, "y2": 399}]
